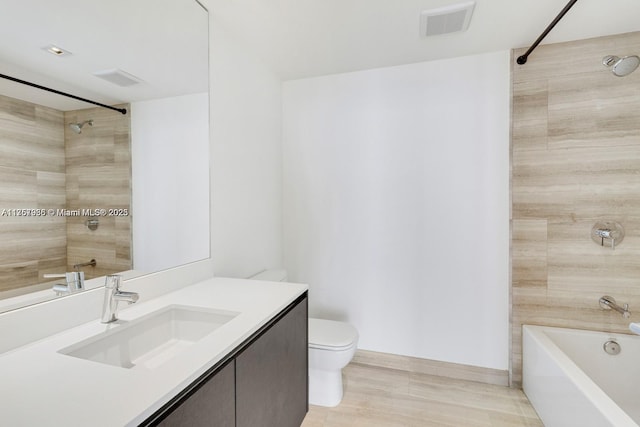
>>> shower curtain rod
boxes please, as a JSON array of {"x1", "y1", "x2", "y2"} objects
[
  {"x1": 516, "y1": 0, "x2": 579, "y2": 65},
  {"x1": 0, "y1": 73, "x2": 127, "y2": 115}
]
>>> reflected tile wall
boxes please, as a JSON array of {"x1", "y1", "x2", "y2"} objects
[
  {"x1": 0, "y1": 95, "x2": 66, "y2": 293},
  {"x1": 64, "y1": 105, "x2": 132, "y2": 280},
  {"x1": 0, "y1": 97, "x2": 132, "y2": 297}
]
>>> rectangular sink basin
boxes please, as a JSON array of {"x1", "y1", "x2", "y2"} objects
[{"x1": 59, "y1": 305, "x2": 239, "y2": 369}]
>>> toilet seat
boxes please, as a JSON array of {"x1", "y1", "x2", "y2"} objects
[{"x1": 309, "y1": 318, "x2": 358, "y2": 351}]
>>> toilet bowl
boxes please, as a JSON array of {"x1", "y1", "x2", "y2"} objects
[
  {"x1": 308, "y1": 318, "x2": 358, "y2": 406},
  {"x1": 249, "y1": 269, "x2": 358, "y2": 407}
]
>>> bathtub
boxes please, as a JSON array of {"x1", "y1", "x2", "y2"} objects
[{"x1": 523, "y1": 325, "x2": 640, "y2": 427}]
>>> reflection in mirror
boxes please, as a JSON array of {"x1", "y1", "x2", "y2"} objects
[{"x1": 0, "y1": 0, "x2": 209, "y2": 313}]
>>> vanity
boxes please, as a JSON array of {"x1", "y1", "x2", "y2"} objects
[
  {"x1": 0, "y1": 1, "x2": 309, "y2": 425},
  {"x1": 0, "y1": 277, "x2": 308, "y2": 427}
]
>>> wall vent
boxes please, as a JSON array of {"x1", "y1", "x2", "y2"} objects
[
  {"x1": 92, "y1": 68, "x2": 143, "y2": 87},
  {"x1": 420, "y1": 1, "x2": 476, "y2": 37}
]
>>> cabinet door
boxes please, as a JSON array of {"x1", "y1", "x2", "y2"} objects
[
  {"x1": 157, "y1": 360, "x2": 235, "y2": 427},
  {"x1": 236, "y1": 297, "x2": 308, "y2": 427}
]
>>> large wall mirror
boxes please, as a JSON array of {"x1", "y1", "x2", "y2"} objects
[{"x1": 0, "y1": 0, "x2": 210, "y2": 313}]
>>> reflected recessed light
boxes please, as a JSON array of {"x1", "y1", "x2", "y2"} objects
[{"x1": 43, "y1": 44, "x2": 72, "y2": 57}]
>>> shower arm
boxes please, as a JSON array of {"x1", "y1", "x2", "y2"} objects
[
  {"x1": 516, "y1": 0, "x2": 579, "y2": 65},
  {"x1": 0, "y1": 73, "x2": 127, "y2": 115}
]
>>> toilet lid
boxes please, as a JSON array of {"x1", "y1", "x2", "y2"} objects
[{"x1": 309, "y1": 318, "x2": 358, "y2": 351}]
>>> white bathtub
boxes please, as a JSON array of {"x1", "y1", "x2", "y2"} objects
[{"x1": 523, "y1": 325, "x2": 640, "y2": 427}]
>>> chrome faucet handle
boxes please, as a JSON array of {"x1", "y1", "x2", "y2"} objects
[
  {"x1": 102, "y1": 275, "x2": 138, "y2": 323},
  {"x1": 594, "y1": 229, "x2": 614, "y2": 247},
  {"x1": 592, "y1": 222, "x2": 624, "y2": 250},
  {"x1": 104, "y1": 274, "x2": 121, "y2": 290},
  {"x1": 75, "y1": 271, "x2": 85, "y2": 291}
]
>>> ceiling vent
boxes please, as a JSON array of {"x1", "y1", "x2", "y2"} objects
[
  {"x1": 92, "y1": 68, "x2": 143, "y2": 87},
  {"x1": 420, "y1": 1, "x2": 476, "y2": 37}
]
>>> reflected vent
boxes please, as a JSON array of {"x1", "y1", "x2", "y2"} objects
[
  {"x1": 420, "y1": 1, "x2": 476, "y2": 37},
  {"x1": 92, "y1": 68, "x2": 143, "y2": 87}
]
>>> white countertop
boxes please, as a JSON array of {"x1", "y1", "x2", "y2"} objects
[{"x1": 0, "y1": 277, "x2": 307, "y2": 427}]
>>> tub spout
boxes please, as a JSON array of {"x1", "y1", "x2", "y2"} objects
[{"x1": 599, "y1": 296, "x2": 630, "y2": 318}]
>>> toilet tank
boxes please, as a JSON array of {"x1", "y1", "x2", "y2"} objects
[{"x1": 248, "y1": 269, "x2": 288, "y2": 282}]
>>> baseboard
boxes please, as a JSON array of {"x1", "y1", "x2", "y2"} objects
[{"x1": 352, "y1": 349, "x2": 509, "y2": 387}]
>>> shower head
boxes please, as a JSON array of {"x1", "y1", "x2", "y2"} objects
[
  {"x1": 602, "y1": 55, "x2": 640, "y2": 77},
  {"x1": 69, "y1": 119, "x2": 93, "y2": 134}
]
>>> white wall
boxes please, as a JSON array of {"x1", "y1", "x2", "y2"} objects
[
  {"x1": 131, "y1": 93, "x2": 209, "y2": 273},
  {"x1": 209, "y1": 19, "x2": 283, "y2": 278},
  {"x1": 282, "y1": 51, "x2": 510, "y2": 370}
]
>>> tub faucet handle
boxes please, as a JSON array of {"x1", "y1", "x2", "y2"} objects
[
  {"x1": 591, "y1": 222, "x2": 624, "y2": 250},
  {"x1": 595, "y1": 228, "x2": 615, "y2": 248}
]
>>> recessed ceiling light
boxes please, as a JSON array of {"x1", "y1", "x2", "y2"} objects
[{"x1": 43, "y1": 44, "x2": 72, "y2": 57}]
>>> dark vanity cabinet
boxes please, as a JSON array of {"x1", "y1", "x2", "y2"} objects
[
  {"x1": 235, "y1": 294, "x2": 308, "y2": 427},
  {"x1": 144, "y1": 293, "x2": 308, "y2": 427},
  {"x1": 156, "y1": 360, "x2": 235, "y2": 427}
]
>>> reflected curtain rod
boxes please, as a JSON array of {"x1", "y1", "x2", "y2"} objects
[
  {"x1": 0, "y1": 73, "x2": 127, "y2": 115},
  {"x1": 516, "y1": 0, "x2": 579, "y2": 65}
]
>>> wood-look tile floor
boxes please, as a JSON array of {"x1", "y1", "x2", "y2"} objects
[{"x1": 301, "y1": 363, "x2": 543, "y2": 427}]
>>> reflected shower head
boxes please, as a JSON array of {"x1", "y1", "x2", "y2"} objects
[
  {"x1": 69, "y1": 119, "x2": 93, "y2": 134},
  {"x1": 602, "y1": 55, "x2": 640, "y2": 77}
]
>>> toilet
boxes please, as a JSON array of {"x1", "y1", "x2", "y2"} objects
[{"x1": 249, "y1": 269, "x2": 358, "y2": 407}]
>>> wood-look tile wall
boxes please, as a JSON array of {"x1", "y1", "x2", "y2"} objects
[
  {"x1": 0, "y1": 95, "x2": 132, "y2": 296},
  {"x1": 64, "y1": 106, "x2": 132, "y2": 280},
  {"x1": 511, "y1": 31, "x2": 640, "y2": 385},
  {"x1": 0, "y1": 95, "x2": 67, "y2": 293}
]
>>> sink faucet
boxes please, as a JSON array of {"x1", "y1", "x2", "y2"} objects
[
  {"x1": 599, "y1": 295, "x2": 631, "y2": 318},
  {"x1": 101, "y1": 275, "x2": 139, "y2": 323}
]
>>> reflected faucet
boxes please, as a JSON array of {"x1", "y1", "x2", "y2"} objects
[
  {"x1": 44, "y1": 271, "x2": 84, "y2": 295},
  {"x1": 45, "y1": 259, "x2": 96, "y2": 296},
  {"x1": 101, "y1": 275, "x2": 139, "y2": 323},
  {"x1": 599, "y1": 295, "x2": 630, "y2": 318}
]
